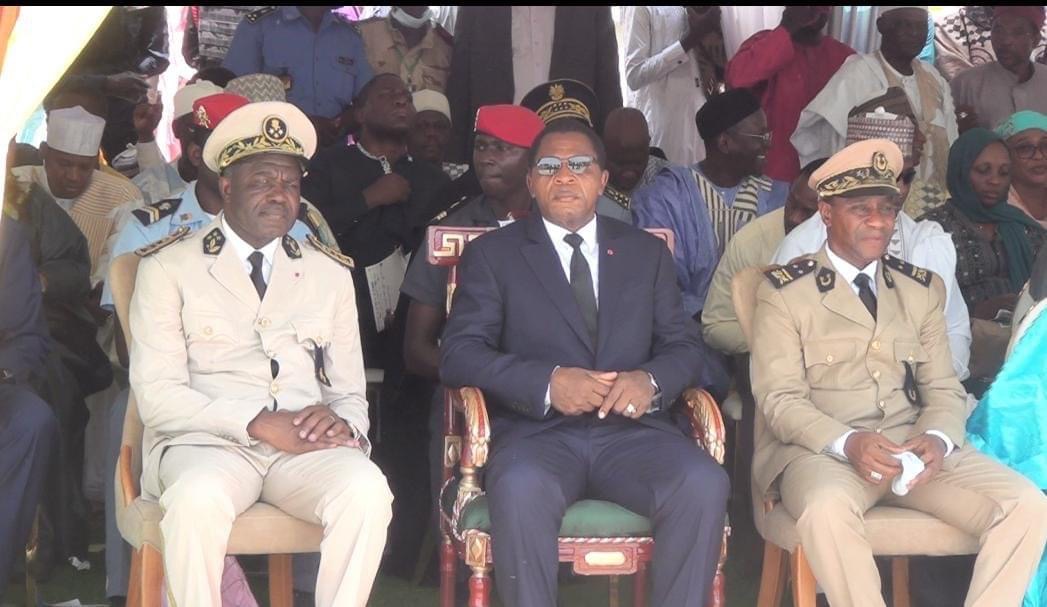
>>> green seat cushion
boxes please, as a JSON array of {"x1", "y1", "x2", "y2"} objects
[{"x1": 458, "y1": 497, "x2": 652, "y2": 537}]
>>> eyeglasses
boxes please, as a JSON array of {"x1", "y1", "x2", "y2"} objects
[
  {"x1": 1012, "y1": 141, "x2": 1047, "y2": 160},
  {"x1": 897, "y1": 168, "x2": 916, "y2": 185},
  {"x1": 733, "y1": 131, "x2": 772, "y2": 144},
  {"x1": 534, "y1": 155, "x2": 596, "y2": 176},
  {"x1": 841, "y1": 200, "x2": 902, "y2": 220}
]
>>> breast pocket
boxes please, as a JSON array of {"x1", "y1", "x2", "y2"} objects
[
  {"x1": 802, "y1": 339, "x2": 858, "y2": 387},
  {"x1": 893, "y1": 340, "x2": 930, "y2": 365},
  {"x1": 183, "y1": 314, "x2": 239, "y2": 372},
  {"x1": 329, "y1": 55, "x2": 361, "y2": 107}
]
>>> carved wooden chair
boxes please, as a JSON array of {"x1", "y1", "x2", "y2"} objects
[
  {"x1": 730, "y1": 266, "x2": 980, "y2": 607},
  {"x1": 108, "y1": 252, "x2": 323, "y2": 607},
  {"x1": 429, "y1": 225, "x2": 730, "y2": 607}
]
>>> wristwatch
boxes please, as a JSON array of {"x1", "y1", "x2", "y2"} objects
[{"x1": 646, "y1": 372, "x2": 663, "y2": 412}]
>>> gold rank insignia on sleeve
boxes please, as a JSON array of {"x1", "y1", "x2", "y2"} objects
[
  {"x1": 763, "y1": 258, "x2": 817, "y2": 289},
  {"x1": 306, "y1": 234, "x2": 355, "y2": 269},
  {"x1": 135, "y1": 225, "x2": 190, "y2": 257},
  {"x1": 202, "y1": 228, "x2": 226, "y2": 256},
  {"x1": 882, "y1": 254, "x2": 932, "y2": 287},
  {"x1": 282, "y1": 235, "x2": 302, "y2": 259}
]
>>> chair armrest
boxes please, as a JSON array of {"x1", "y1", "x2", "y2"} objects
[
  {"x1": 681, "y1": 388, "x2": 726, "y2": 466},
  {"x1": 444, "y1": 386, "x2": 491, "y2": 540}
]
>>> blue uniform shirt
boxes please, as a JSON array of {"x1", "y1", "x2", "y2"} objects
[
  {"x1": 223, "y1": 7, "x2": 374, "y2": 119},
  {"x1": 101, "y1": 182, "x2": 316, "y2": 309}
]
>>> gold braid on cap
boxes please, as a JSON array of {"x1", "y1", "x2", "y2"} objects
[
  {"x1": 216, "y1": 115, "x2": 306, "y2": 172},
  {"x1": 816, "y1": 151, "x2": 899, "y2": 198},
  {"x1": 536, "y1": 99, "x2": 592, "y2": 126}
]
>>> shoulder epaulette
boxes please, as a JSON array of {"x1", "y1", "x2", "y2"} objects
[
  {"x1": 297, "y1": 203, "x2": 326, "y2": 236},
  {"x1": 307, "y1": 234, "x2": 355, "y2": 269},
  {"x1": 135, "y1": 225, "x2": 190, "y2": 257},
  {"x1": 763, "y1": 258, "x2": 817, "y2": 289},
  {"x1": 244, "y1": 6, "x2": 275, "y2": 23},
  {"x1": 430, "y1": 195, "x2": 470, "y2": 225},
  {"x1": 604, "y1": 186, "x2": 630, "y2": 211},
  {"x1": 882, "y1": 254, "x2": 932, "y2": 287},
  {"x1": 131, "y1": 197, "x2": 181, "y2": 226}
]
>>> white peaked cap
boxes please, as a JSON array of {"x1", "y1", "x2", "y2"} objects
[{"x1": 47, "y1": 105, "x2": 105, "y2": 157}]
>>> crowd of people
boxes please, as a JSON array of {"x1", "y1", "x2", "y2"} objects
[{"x1": 2, "y1": 5, "x2": 1047, "y2": 607}]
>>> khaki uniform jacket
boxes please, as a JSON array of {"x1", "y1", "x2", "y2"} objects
[
  {"x1": 750, "y1": 246, "x2": 968, "y2": 498},
  {"x1": 357, "y1": 17, "x2": 452, "y2": 93},
  {"x1": 129, "y1": 218, "x2": 369, "y2": 498}
]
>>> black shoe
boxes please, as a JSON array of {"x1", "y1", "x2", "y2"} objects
[{"x1": 109, "y1": 597, "x2": 127, "y2": 607}]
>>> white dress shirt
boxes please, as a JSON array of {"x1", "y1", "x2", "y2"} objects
[
  {"x1": 222, "y1": 215, "x2": 279, "y2": 284},
  {"x1": 823, "y1": 244, "x2": 955, "y2": 459},
  {"x1": 543, "y1": 215, "x2": 600, "y2": 301},
  {"x1": 773, "y1": 211, "x2": 972, "y2": 381},
  {"x1": 510, "y1": 6, "x2": 556, "y2": 103},
  {"x1": 621, "y1": 6, "x2": 706, "y2": 166}
]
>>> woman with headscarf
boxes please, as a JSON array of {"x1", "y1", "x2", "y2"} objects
[
  {"x1": 998, "y1": 111, "x2": 1047, "y2": 228},
  {"x1": 919, "y1": 128, "x2": 1047, "y2": 322},
  {"x1": 967, "y1": 247, "x2": 1047, "y2": 607}
]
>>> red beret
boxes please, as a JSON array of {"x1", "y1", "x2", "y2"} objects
[
  {"x1": 474, "y1": 104, "x2": 545, "y2": 149},
  {"x1": 994, "y1": 6, "x2": 1046, "y2": 30},
  {"x1": 192, "y1": 93, "x2": 250, "y2": 130}
]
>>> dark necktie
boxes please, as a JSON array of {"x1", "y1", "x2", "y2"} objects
[
  {"x1": 248, "y1": 251, "x2": 267, "y2": 299},
  {"x1": 563, "y1": 233, "x2": 598, "y2": 343},
  {"x1": 854, "y1": 273, "x2": 877, "y2": 321}
]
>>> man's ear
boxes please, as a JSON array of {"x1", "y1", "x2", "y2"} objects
[
  {"x1": 818, "y1": 198, "x2": 832, "y2": 228},
  {"x1": 525, "y1": 172, "x2": 534, "y2": 198}
]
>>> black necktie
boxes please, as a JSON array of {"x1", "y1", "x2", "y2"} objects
[
  {"x1": 248, "y1": 251, "x2": 267, "y2": 299},
  {"x1": 854, "y1": 273, "x2": 877, "y2": 321},
  {"x1": 563, "y1": 233, "x2": 598, "y2": 342}
]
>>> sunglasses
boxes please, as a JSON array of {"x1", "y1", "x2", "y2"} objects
[
  {"x1": 534, "y1": 155, "x2": 596, "y2": 176},
  {"x1": 1012, "y1": 141, "x2": 1047, "y2": 160},
  {"x1": 897, "y1": 168, "x2": 916, "y2": 185}
]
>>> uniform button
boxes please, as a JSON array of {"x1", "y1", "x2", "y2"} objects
[
  {"x1": 875, "y1": 428, "x2": 883, "y2": 434},
  {"x1": 204, "y1": 326, "x2": 213, "y2": 336},
  {"x1": 270, "y1": 382, "x2": 280, "y2": 395},
  {"x1": 825, "y1": 354, "x2": 834, "y2": 363},
  {"x1": 265, "y1": 350, "x2": 275, "y2": 358},
  {"x1": 872, "y1": 370, "x2": 881, "y2": 379},
  {"x1": 878, "y1": 400, "x2": 886, "y2": 409},
  {"x1": 907, "y1": 355, "x2": 915, "y2": 362},
  {"x1": 871, "y1": 341, "x2": 880, "y2": 351},
  {"x1": 259, "y1": 318, "x2": 271, "y2": 328}
]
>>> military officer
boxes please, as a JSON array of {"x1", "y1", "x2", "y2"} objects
[
  {"x1": 128, "y1": 100, "x2": 392, "y2": 607},
  {"x1": 749, "y1": 138, "x2": 1047, "y2": 607},
  {"x1": 103, "y1": 92, "x2": 337, "y2": 310},
  {"x1": 223, "y1": 6, "x2": 375, "y2": 147},
  {"x1": 357, "y1": 6, "x2": 453, "y2": 93}
]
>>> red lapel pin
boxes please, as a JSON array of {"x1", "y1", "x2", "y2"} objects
[{"x1": 607, "y1": 249, "x2": 615, "y2": 256}]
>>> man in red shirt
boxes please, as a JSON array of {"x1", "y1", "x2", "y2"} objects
[{"x1": 726, "y1": 6, "x2": 854, "y2": 182}]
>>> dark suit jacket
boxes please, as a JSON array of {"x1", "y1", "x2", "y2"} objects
[
  {"x1": 446, "y1": 6, "x2": 624, "y2": 161},
  {"x1": 440, "y1": 214, "x2": 705, "y2": 441},
  {"x1": 0, "y1": 217, "x2": 50, "y2": 381}
]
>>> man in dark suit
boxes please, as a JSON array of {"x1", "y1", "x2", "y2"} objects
[
  {"x1": 0, "y1": 215, "x2": 59, "y2": 599},
  {"x1": 446, "y1": 6, "x2": 623, "y2": 161},
  {"x1": 440, "y1": 120, "x2": 729, "y2": 607}
]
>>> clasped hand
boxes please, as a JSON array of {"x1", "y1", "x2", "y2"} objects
[
  {"x1": 549, "y1": 367, "x2": 654, "y2": 419},
  {"x1": 844, "y1": 431, "x2": 946, "y2": 490},
  {"x1": 247, "y1": 404, "x2": 359, "y2": 454}
]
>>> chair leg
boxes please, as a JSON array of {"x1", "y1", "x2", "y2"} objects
[
  {"x1": 140, "y1": 543, "x2": 164, "y2": 607},
  {"x1": 892, "y1": 556, "x2": 911, "y2": 607},
  {"x1": 608, "y1": 574, "x2": 620, "y2": 607},
  {"x1": 757, "y1": 541, "x2": 787, "y2": 607},
  {"x1": 440, "y1": 538, "x2": 457, "y2": 607},
  {"x1": 127, "y1": 549, "x2": 143, "y2": 607},
  {"x1": 790, "y1": 546, "x2": 817, "y2": 607},
  {"x1": 468, "y1": 564, "x2": 492, "y2": 607},
  {"x1": 269, "y1": 554, "x2": 294, "y2": 607},
  {"x1": 634, "y1": 562, "x2": 648, "y2": 607}
]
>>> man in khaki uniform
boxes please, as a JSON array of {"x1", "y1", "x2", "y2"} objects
[
  {"x1": 357, "y1": 6, "x2": 453, "y2": 93},
  {"x1": 750, "y1": 138, "x2": 1047, "y2": 607},
  {"x1": 129, "y1": 101, "x2": 392, "y2": 607}
]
